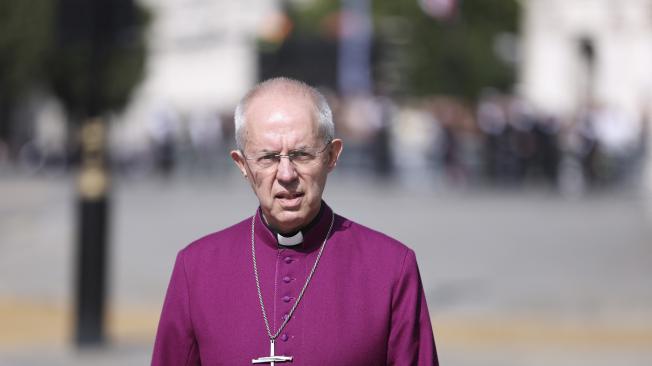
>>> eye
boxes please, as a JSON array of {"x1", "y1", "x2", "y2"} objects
[
  {"x1": 257, "y1": 153, "x2": 280, "y2": 163},
  {"x1": 289, "y1": 150, "x2": 314, "y2": 162}
]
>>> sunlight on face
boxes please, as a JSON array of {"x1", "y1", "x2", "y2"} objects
[{"x1": 233, "y1": 92, "x2": 339, "y2": 233}]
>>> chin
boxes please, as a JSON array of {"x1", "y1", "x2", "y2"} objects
[{"x1": 273, "y1": 211, "x2": 308, "y2": 231}]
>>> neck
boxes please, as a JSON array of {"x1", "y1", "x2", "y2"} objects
[{"x1": 262, "y1": 203, "x2": 324, "y2": 237}]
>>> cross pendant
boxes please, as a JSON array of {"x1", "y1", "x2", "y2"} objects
[{"x1": 252, "y1": 340, "x2": 293, "y2": 365}]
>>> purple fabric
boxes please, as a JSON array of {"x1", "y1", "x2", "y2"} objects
[{"x1": 152, "y1": 203, "x2": 438, "y2": 365}]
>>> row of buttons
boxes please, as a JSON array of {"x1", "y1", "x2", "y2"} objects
[
  {"x1": 280, "y1": 255, "x2": 294, "y2": 343},
  {"x1": 282, "y1": 256, "x2": 295, "y2": 303}
]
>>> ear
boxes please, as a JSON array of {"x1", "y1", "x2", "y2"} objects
[
  {"x1": 230, "y1": 150, "x2": 249, "y2": 178},
  {"x1": 326, "y1": 139, "x2": 343, "y2": 172}
]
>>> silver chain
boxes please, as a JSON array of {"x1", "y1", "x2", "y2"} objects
[{"x1": 251, "y1": 212, "x2": 335, "y2": 341}]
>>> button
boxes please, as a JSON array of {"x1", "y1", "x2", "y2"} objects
[
  {"x1": 282, "y1": 295, "x2": 291, "y2": 303},
  {"x1": 283, "y1": 276, "x2": 292, "y2": 283},
  {"x1": 284, "y1": 256, "x2": 293, "y2": 264},
  {"x1": 281, "y1": 334, "x2": 289, "y2": 342}
]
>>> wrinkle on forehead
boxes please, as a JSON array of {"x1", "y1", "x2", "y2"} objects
[
  {"x1": 268, "y1": 111, "x2": 292, "y2": 124},
  {"x1": 244, "y1": 96, "x2": 321, "y2": 152},
  {"x1": 250, "y1": 128, "x2": 314, "y2": 152}
]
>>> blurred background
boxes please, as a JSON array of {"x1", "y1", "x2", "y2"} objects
[{"x1": 1, "y1": 0, "x2": 652, "y2": 365}]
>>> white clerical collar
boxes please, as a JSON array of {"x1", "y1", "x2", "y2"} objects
[
  {"x1": 277, "y1": 231, "x2": 303, "y2": 246},
  {"x1": 262, "y1": 203, "x2": 325, "y2": 247}
]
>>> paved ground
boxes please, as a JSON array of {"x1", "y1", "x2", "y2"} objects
[{"x1": 1, "y1": 169, "x2": 651, "y2": 365}]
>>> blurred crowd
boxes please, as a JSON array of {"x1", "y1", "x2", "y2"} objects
[
  {"x1": 330, "y1": 90, "x2": 648, "y2": 192},
  {"x1": 0, "y1": 90, "x2": 648, "y2": 194}
]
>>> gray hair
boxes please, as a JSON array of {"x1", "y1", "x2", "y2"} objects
[{"x1": 234, "y1": 77, "x2": 334, "y2": 151}]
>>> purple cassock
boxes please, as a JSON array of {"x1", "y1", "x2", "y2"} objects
[{"x1": 152, "y1": 202, "x2": 438, "y2": 365}]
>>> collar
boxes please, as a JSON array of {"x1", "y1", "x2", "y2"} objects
[
  {"x1": 277, "y1": 231, "x2": 303, "y2": 246},
  {"x1": 254, "y1": 201, "x2": 333, "y2": 252}
]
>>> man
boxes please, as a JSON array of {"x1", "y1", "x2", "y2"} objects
[{"x1": 152, "y1": 77, "x2": 438, "y2": 365}]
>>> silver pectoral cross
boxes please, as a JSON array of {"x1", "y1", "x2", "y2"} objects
[{"x1": 252, "y1": 340, "x2": 293, "y2": 365}]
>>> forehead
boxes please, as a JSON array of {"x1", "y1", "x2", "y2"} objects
[{"x1": 244, "y1": 93, "x2": 320, "y2": 147}]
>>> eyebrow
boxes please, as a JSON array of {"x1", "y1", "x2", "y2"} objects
[
  {"x1": 256, "y1": 145, "x2": 312, "y2": 153},
  {"x1": 257, "y1": 148, "x2": 277, "y2": 153}
]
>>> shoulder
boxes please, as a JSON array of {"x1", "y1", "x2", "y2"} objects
[
  {"x1": 334, "y1": 213, "x2": 414, "y2": 260},
  {"x1": 178, "y1": 216, "x2": 252, "y2": 262},
  {"x1": 331, "y1": 214, "x2": 419, "y2": 289}
]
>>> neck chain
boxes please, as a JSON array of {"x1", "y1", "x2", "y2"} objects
[{"x1": 251, "y1": 211, "x2": 335, "y2": 342}]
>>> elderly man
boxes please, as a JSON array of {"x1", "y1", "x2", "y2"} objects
[{"x1": 152, "y1": 77, "x2": 438, "y2": 365}]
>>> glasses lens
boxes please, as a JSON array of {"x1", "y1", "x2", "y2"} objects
[
  {"x1": 256, "y1": 154, "x2": 279, "y2": 168},
  {"x1": 247, "y1": 142, "x2": 330, "y2": 170},
  {"x1": 289, "y1": 151, "x2": 316, "y2": 164}
]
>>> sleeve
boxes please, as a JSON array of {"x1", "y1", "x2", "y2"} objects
[
  {"x1": 387, "y1": 248, "x2": 439, "y2": 366},
  {"x1": 151, "y1": 249, "x2": 201, "y2": 366}
]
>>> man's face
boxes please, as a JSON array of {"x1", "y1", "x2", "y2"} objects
[{"x1": 231, "y1": 93, "x2": 342, "y2": 233}]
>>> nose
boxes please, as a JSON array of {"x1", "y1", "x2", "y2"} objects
[{"x1": 276, "y1": 155, "x2": 298, "y2": 183}]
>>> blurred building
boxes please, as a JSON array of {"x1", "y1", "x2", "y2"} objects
[
  {"x1": 118, "y1": 0, "x2": 279, "y2": 150},
  {"x1": 519, "y1": 0, "x2": 652, "y2": 191},
  {"x1": 520, "y1": 0, "x2": 652, "y2": 116}
]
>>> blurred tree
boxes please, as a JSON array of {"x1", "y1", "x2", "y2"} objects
[
  {"x1": 373, "y1": 0, "x2": 520, "y2": 100},
  {"x1": 51, "y1": 0, "x2": 149, "y2": 121},
  {"x1": 258, "y1": 1, "x2": 342, "y2": 90},
  {"x1": 291, "y1": 0, "x2": 340, "y2": 38},
  {"x1": 284, "y1": 0, "x2": 520, "y2": 100},
  {"x1": 0, "y1": 0, "x2": 54, "y2": 149},
  {"x1": 0, "y1": 0, "x2": 148, "y2": 153}
]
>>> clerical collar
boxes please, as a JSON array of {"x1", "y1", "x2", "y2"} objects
[
  {"x1": 263, "y1": 204, "x2": 325, "y2": 247},
  {"x1": 277, "y1": 231, "x2": 303, "y2": 246}
]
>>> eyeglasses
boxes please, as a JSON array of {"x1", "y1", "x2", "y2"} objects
[{"x1": 242, "y1": 141, "x2": 332, "y2": 170}]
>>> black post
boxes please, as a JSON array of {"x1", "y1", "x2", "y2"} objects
[
  {"x1": 75, "y1": 118, "x2": 110, "y2": 346},
  {"x1": 76, "y1": 197, "x2": 109, "y2": 344},
  {"x1": 54, "y1": 0, "x2": 143, "y2": 347},
  {"x1": 57, "y1": 0, "x2": 115, "y2": 347},
  {"x1": 55, "y1": 0, "x2": 110, "y2": 346}
]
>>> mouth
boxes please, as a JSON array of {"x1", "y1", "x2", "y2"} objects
[{"x1": 275, "y1": 192, "x2": 304, "y2": 207}]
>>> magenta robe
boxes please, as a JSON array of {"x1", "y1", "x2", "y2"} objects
[{"x1": 152, "y1": 203, "x2": 438, "y2": 365}]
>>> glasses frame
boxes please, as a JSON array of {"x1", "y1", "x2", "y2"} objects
[{"x1": 241, "y1": 140, "x2": 333, "y2": 171}]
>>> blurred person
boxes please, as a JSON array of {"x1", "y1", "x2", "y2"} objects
[
  {"x1": 31, "y1": 94, "x2": 68, "y2": 171},
  {"x1": 558, "y1": 102, "x2": 602, "y2": 192},
  {"x1": 567, "y1": 101, "x2": 642, "y2": 188},
  {"x1": 151, "y1": 77, "x2": 438, "y2": 365},
  {"x1": 477, "y1": 91, "x2": 510, "y2": 183},
  {"x1": 371, "y1": 94, "x2": 395, "y2": 178},
  {"x1": 503, "y1": 96, "x2": 569, "y2": 186},
  {"x1": 337, "y1": 94, "x2": 380, "y2": 172},
  {"x1": 188, "y1": 110, "x2": 224, "y2": 174},
  {"x1": 428, "y1": 98, "x2": 461, "y2": 184},
  {"x1": 428, "y1": 96, "x2": 479, "y2": 186},
  {"x1": 391, "y1": 102, "x2": 440, "y2": 185},
  {"x1": 591, "y1": 103, "x2": 642, "y2": 184},
  {"x1": 532, "y1": 114, "x2": 561, "y2": 186},
  {"x1": 148, "y1": 103, "x2": 180, "y2": 177}
]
